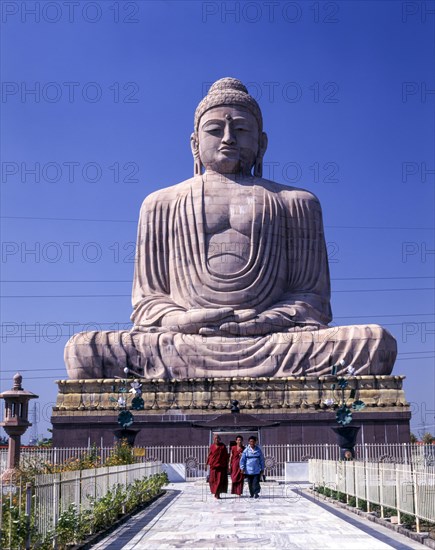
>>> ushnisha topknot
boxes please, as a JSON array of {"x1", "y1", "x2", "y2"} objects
[{"x1": 194, "y1": 77, "x2": 263, "y2": 133}]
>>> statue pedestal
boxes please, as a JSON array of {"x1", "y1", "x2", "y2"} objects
[{"x1": 51, "y1": 375, "x2": 411, "y2": 446}]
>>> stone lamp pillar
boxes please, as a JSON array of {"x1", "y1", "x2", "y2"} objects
[{"x1": 0, "y1": 373, "x2": 38, "y2": 480}]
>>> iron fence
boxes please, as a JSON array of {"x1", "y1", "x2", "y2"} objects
[
  {"x1": 309, "y1": 459, "x2": 435, "y2": 531},
  {"x1": 139, "y1": 443, "x2": 435, "y2": 479},
  {"x1": 0, "y1": 461, "x2": 162, "y2": 547},
  {"x1": 1, "y1": 443, "x2": 434, "y2": 482}
]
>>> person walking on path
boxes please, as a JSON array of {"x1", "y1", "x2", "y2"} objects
[
  {"x1": 229, "y1": 435, "x2": 245, "y2": 496},
  {"x1": 240, "y1": 436, "x2": 265, "y2": 499},
  {"x1": 206, "y1": 434, "x2": 229, "y2": 499}
]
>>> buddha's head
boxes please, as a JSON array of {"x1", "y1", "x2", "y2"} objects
[{"x1": 191, "y1": 78, "x2": 268, "y2": 177}]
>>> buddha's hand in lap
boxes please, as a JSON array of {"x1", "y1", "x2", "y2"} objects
[
  {"x1": 219, "y1": 312, "x2": 320, "y2": 337},
  {"x1": 161, "y1": 308, "x2": 257, "y2": 335}
]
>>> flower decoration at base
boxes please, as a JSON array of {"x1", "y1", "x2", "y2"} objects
[
  {"x1": 129, "y1": 381, "x2": 142, "y2": 395},
  {"x1": 118, "y1": 410, "x2": 134, "y2": 428},
  {"x1": 112, "y1": 375, "x2": 144, "y2": 424},
  {"x1": 336, "y1": 405, "x2": 353, "y2": 426},
  {"x1": 351, "y1": 400, "x2": 365, "y2": 411},
  {"x1": 131, "y1": 396, "x2": 144, "y2": 410},
  {"x1": 324, "y1": 359, "x2": 366, "y2": 425}
]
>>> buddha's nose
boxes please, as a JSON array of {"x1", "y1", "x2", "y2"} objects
[{"x1": 222, "y1": 125, "x2": 236, "y2": 145}]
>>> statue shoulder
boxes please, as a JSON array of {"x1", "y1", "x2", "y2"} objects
[
  {"x1": 139, "y1": 177, "x2": 198, "y2": 212},
  {"x1": 256, "y1": 178, "x2": 322, "y2": 207}
]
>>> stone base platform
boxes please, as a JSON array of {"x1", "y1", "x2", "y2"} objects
[{"x1": 51, "y1": 375, "x2": 411, "y2": 446}]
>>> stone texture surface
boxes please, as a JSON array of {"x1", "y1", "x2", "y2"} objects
[
  {"x1": 51, "y1": 375, "x2": 411, "y2": 447},
  {"x1": 53, "y1": 375, "x2": 408, "y2": 413},
  {"x1": 64, "y1": 78, "x2": 397, "y2": 380},
  {"x1": 90, "y1": 482, "x2": 423, "y2": 549}
]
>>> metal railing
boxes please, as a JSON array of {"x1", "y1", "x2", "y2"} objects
[
  {"x1": 141, "y1": 443, "x2": 435, "y2": 479},
  {"x1": 0, "y1": 445, "x2": 146, "y2": 471},
  {"x1": 1, "y1": 443, "x2": 434, "y2": 481},
  {"x1": 308, "y1": 459, "x2": 435, "y2": 531},
  {"x1": 0, "y1": 460, "x2": 162, "y2": 546},
  {"x1": 34, "y1": 461, "x2": 162, "y2": 539}
]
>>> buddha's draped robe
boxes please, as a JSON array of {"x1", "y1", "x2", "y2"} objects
[{"x1": 65, "y1": 176, "x2": 397, "y2": 379}]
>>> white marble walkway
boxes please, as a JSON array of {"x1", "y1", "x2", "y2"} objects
[{"x1": 91, "y1": 481, "x2": 423, "y2": 549}]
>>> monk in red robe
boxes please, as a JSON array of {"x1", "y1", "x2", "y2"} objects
[
  {"x1": 206, "y1": 434, "x2": 229, "y2": 499},
  {"x1": 230, "y1": 435, "x2": 245, "y2": 496}
]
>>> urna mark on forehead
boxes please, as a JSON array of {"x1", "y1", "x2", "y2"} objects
[{"x1": 199, "y1": 104, "x2": 259, "y2": 130}]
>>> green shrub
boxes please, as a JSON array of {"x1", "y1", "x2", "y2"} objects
[
  {"x1": 104, "y1": 440, "x2": 136, "y2": 466},
  {"x1": 1, "y1": 471, "x2": 168, "y2": 550},
  {"x1": 357, "y1": 498, "x2": 368, "y2": 511},
  {"x1": 400, "y1": 513, "x2": 415, "y2": 528},
  {"x1": 337, "y1": 491, "x2": 347, "y2": 503},
  {"x1": 55, "y1": 503, "x2": 92, "y2": 547},
  {"x1": 382, "y1": 506, "x2": 397, "y2": 518}
]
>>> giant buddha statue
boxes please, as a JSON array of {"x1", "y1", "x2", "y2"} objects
[{"x1": 65, "y1": 78, "x2": 397, "y2": 380}]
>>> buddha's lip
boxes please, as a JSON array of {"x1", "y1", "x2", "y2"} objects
[{"x1": 219, "y1": 146, "x2": 238, "y2": 152}]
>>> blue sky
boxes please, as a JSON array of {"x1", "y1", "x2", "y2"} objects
[{"x1": 1, "y1": 0, "x2": 434, "y2": 441}]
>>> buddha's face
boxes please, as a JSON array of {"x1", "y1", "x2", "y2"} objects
[{"x1": 196, "y1": 105, "x2": 260, "y2": 175}]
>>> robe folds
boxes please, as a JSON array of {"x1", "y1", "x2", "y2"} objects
[
  {"x1": 230, "y1": 445, "x2": 245, "y2": 495},
  {"x1": 207, "y1": 443, "x2": 229, "y2": 496},
  {"x1": 65, "y1": 176, "x2": 397, "y2": 380}
]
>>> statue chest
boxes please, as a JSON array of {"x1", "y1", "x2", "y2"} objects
[
  {"x1": 202, "y1": 187, "x2": 261, "y2": 273},
  {"x1": 203, "y1": 187, "x2": 259, "y2": 235}
]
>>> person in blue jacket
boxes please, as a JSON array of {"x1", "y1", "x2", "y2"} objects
[{"x1": 240, "y1": 435, "x2": 265, "y2": 498}]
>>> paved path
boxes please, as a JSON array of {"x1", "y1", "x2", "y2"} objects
[{"x1": 92, "y1": 481, "x2": 423, "y2": 549}]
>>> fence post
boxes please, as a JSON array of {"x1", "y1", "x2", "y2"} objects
[
  {"x1": 76, "y1": 471, "x2": 81, "y2": 517},
  {"x1": 94, "y1": 467, "x2": 97, "y2": 501},
  {"x1": 395, "y1": 464, "x2": 402, "y2": 525},
  {"x1": 364, "y1": 462, "x2": 370, "y2": 513},
  {"x1": 25, "y1": 482, "x2": 32, "y2": 550},
  {"x1": 379, "y1": 464, "x2": 384, "y2": 518},
  {"x1": 170, "y1": 445, "x2": 174, "y2": 463},
  {"x1": 412, "y1": 465, "x2": 420, "y2": 533},
  {"x1": 355, "y1": 462, "x2": 359, "y2": 509},
  {"x1": 52, "y1": 478, "x2": 59, "y2": 549}
]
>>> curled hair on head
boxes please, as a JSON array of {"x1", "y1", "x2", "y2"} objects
[
  {"x1": 248, "y1": 435, "x2": 257, "y2": 442},
  {"x1": 194, "y1": 77, "x2": 263, "y2": 134},
  {"x1": 235, "y1": 434, "x2": 244, "y2": 441}
]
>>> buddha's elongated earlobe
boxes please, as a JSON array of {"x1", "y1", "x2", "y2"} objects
[
  {"x1": 191, "y1": 133, "x2": 202, "y2": 176},
  {"x1": 254, "y1": 158, "x2": 262, "y2": 178},
  {"x1": 254, "y1": 131, "x2": 268, "y2": 177},
  {"x1": 194, "y1": 157, "x2": 202, "y2": 176}
]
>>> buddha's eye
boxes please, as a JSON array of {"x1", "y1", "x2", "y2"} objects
[{"x1": 204, "y1": 125, "x2": 222, "y2": 133}]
